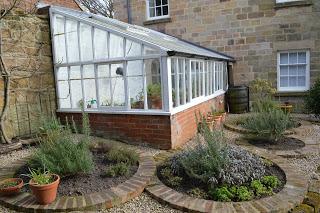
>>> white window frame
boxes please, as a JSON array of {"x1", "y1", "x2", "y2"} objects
[
  {"x1": 276, "y1": 0, "x2": 301, "y2": 3},
  {"x1": 146, "y1": 0, "x2": 170, "y2": 21},
  {"x1": 277, "y1": 50, "x2": 310, "y2": 92}
]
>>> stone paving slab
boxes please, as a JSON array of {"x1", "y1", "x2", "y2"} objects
[{"x1": 0, "y1": 152, "x2": 156, "y2": 212}]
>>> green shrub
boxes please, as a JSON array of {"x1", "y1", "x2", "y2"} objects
[
  {"x1": 24, "y1": 167, "x2": 53, "y2": 185},
  {"x1": 242, "y1": 108, "x2": 294, "y2": 142},
  {"x1": 305, "y1": 78, "x2": 320, "y2": 118},
  {"x1": 160, "y1": 167, "x2": 183, "y2": 187},
  {"x1": 249, "y1": 79, "x2": 277, "y2": 112},
  {"x1": 105, "y1": 146, "x2": 139, "y2": 166},
  {"x1": 105, "y1": 163, "x2": 129, "y2": 177},
  {"x1": 30, "y1": 108, "x2": 94, "y2": 176},
  {"x1": 250, "y1": 180, "x2": 272, "y2": 196},
  {"x1": 39, "y1": 116, "x2": 63, "y2": 134},
  {"x1": 178, "y1": 122, "x2": 228, "y2": 185},
  {"x1": 209, "y1": 186, "x2": 234, "y2": 202},
  {"x1": 237, "y1": 186, "x2": 253, "y2": 201},
  {"x1": 261, "y1": 176, "x2": 279, "y2": 189}
]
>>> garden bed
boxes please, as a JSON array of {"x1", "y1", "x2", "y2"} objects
[
  {"x1": 16, "y1": 151, "x2": 138, "y2": 196},
  {"x1": 247, "y1": 137, "x2": 305, "y2": 151}
]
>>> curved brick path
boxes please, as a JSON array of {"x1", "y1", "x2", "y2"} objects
[
  {"x1": 0, "y1": 152, "x2": 156, "y2": 212},
  {"x1": 147, "y1": 150, "x2": 308, "y2": 213}
]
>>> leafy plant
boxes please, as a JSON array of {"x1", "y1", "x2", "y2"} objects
[
  {"x1": 147, "y1": 83, "x2": 161, "y2": 98},
  {"x1": 24, "y1": 168, "x2": 53, "y2": 185},
  {"x1": 0, "y1": 181, "x2": 19, "y2": 189},
  {"x1": 236, "y1": 186, "x2": 253, "y2": 201},
  {"x1": 209, "y1": 186, "x2": 234, "y2": 202},
  {"x1": 160, "y1": 167, "x2": 183, "y2": 187},
  {"x1": 250, "y1": 180, "x2": 272, "y2": 196},
  {"x1": 305, "y1": 78, "x2": 320, "y2": 117},
  {"x1": 105, "y1": 146, "x2": 139, "y2": 166},
  {"x1": 261, "y1": 176, "x2": 279, "y2": 189},
  {"x1": 187, "y1": 187, "x2": 208, "y2": 199},
  {"x1": 105, "y1": 163, "x2": 129, "y2": 177},
  {"x1": 39, "y1": 116, "x2": 63, "y2": 134},
  {"x1": 242, "y1": 108, "x2": 294, "y2": 142}
]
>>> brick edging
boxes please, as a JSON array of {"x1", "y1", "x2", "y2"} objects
[
  {"x1": 146, "y1": 151, "x2": 308, "y2": 213},
  {"x1": 0, "y1": 152, "x2": 156, "y2": 212}
]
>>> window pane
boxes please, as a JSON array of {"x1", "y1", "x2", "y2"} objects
[
  {"x1": 289, "y1": 52, "x2": 297, "y2": 64},
  {"x1": 185, "y1": 60, "x2": 190, "y2": 103},
  {"x1": 289, "y1": 76, "x2": 297, "y2": 87},
  {"x1": 163, "y1": 6, "x2": 168, "y2": 15},
  {"x1": 178, "y1": 59, "x2": 184, "y2": 105},
  {"x1": 84, "y1": 79, "x2": 97, "y2": 108},
  {"x1": 83, "y1": 64, "x2": 95, "y2": 78},
  {"x1": 149, "y1": 0, "x2": 155, "y2": 7},
  {"x1": 149, "y1": 8, "x2": 155, "y2": 17},
  {"x1": 58, "y1": 81, "x2": 70, "y2": 108},
  {"x1": 97, "y1": 65, "x2": 111, "y2": 106},
  {"x1": 298, "y1": 52, "x2": 306, "y2": 63},
  {"x1": 155, "y1": 0, "x2": 161, "y2": 6},
  {"x1": 280, "y1": 76, "x2": 288, "y2": 87},
  {"x1": 66, "y1": 19, "x2": 79, "y2": 63},
  {"x1": 297, "y1": 65, "x2": 306, "y2": 76},
  {"x1": 80, "y1": 23, "x2": 93, "y2": 61},
  {"x1": 143, "y1": 46, "x2": 160, "y2": 55},
  {"x1": 70, "y1": 66, "x2": 81, "y2": 79},
  {"x1": 94, "y1": 28, "x2": 108, "y2": 60},
  {"x1": 171, "y1": 59, "x2": 176, "y2": 107},
  {"x1": 289, "y1": 65, "x2": 297, "y2": 76},
  {"x1": 156, "y1": 7, "x2": 162, "y2": 16},
  {"x1": 54, "y1": 15, "x2": 66, "y2": 63},
  {"x1": 191, "y1": 61, "x2": 196, "y2": 98},
  {"x1": 57, "y1": 67, "x2": 68, "y2": 80},
  {"x1": 109, "y1": 34, "x2": 124, "y2": 58},
  {"x1": 111, "y1": 64, "x2": 125, "y2": 106},
  {"x1": 280, "y1": 53, "x2": 288, "y2": 65},
  {"x1": 162, "y1": 0, "x2": 168, "y2": 5},
  {"x1": 70, "y1": 80, "x2": 83, "y2": 108},
  {"x1": 145, "y1": 59, "x2": 162, "y2": 110},
  {"x1": 280, "y1": 65, "x2": 288, "y2": 76},
  {"x1": 297, "y1": 76, "x2": 306, "y2": 86},
  {"x1": 126, "y1": 40, "x2": 141, "y2": 57},
  {"x1": 127, "y1": 61, "x2": 144, "y2": 109}
]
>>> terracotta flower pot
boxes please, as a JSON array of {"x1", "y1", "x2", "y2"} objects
[
  {"x1": 0, "y1": 178, "x2": 24, "y2": 196},
  {"x1": 29, "y1": 174, "x2": 60, "y2": 205}
]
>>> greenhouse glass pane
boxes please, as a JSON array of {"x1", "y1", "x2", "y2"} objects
[
  {"x1": 178, "y1": 59, "x2": 184, "y2": 105},
  {"x1": 110, "y1": 33, "x2": 124, "y2": 58},
  {"x1": 94, "y1": 28, "x2": 108, "y2": 60},
  {"x1": 145, "y1": 59, "x2": 162, "y2": 110},
  {"x1": 83, "y1": 64, "x2": 95, "y2": 78},
  {"x1": 84, "y1": 79, "x2": 97, "y2": 108},
  {"x1": 58, "y1": 81, "x2": 71, "y2": 108},
  {"x1": 143, "y1": 46, "x2": 160, "y2": 55},
  {"x1": 54, "y1": 15, "x2": 66, "y2": 63},
  {"x1": 57, "y1": 67, "x2": 68, "y2": 81},
  {"x1": 126, "y1": 40, "x2": 141, "y2": 57},
  {"x1": 80, "y1": 23, "x2": 93, "y2": 61},
  {"x1": 110, "y1": 64, "x2": 125, "y2": 106},
  {"x1": 171, "y1": 59, "x2": 176, "y2": 107},
  {"x1": 97, "y1": 65, "x2": 111, "y2": 106},
  {"x1": 66, "y1": 19, "x2": 79, "y2": 62},
  {"x1": 127, "y1": 60, "x2": 143, "y2": 76},
  {"x1": 127, "y1": 61, "x2": 144, "y2": 110},
  {"x1": 70, "y1": 80, "x2": 83, "y2": 108},
  {"x1": 70, "y1": 66, "x2": 81, "y2": 79}
]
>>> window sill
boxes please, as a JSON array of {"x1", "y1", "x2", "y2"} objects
[
  {"x1": 274, "y1": 91, "x2": 308, "y2": 97},
  {"x1": 274, "y1": 0, "x2": 312, "y2": 9},
  {"x1": 56, "y1": 108, "x2": 171, "y2": 116},
  {"x1": 143, "y1": 17, "x2": 172, "y2": 26}
]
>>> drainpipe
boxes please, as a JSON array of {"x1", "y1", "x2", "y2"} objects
[{"x1": 126, "y1": 0, "x2": 132, "y2": 24}]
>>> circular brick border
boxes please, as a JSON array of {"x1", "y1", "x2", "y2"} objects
[
  {"x1": 146, "y1": 151, "x2": 308, "y2": 213},
  {"x1": 223, "y1": 122, "x2": 295, "y2": 135},
  {"x1": 0, "y1": 152, "x2": 155, "y2": 212}
]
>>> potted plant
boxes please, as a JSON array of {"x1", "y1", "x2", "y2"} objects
[
  {"x1": 25, "y1": 168, "x2": 60, "y2": 205},
  {"x1": 147, "y1": 83, "x2": 162, "y2": 109},
  {"x1": 131, "y1": 92, "x2": 144, "y2": 109},
  {"x1": 87, "y1": 99, "x2": 97, "y2": 108},
  {"x1": 0, "y1": 178, "x2": 24, "y2": 196}
]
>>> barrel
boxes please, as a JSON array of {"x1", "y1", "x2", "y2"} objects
[{"x1": 227, "y1": 86, "x2": 249, "y2": 114}]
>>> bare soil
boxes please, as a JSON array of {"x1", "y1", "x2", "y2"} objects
[{"x1": 248, "y1": 137, "x2": 305, "y2": 151}]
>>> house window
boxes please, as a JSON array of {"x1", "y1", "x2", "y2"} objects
[
  {"x1": 276, "y1": 0, "x2": 301, "y2": 3},
  {"x1": 147, "y1": 0, "x2": 169, "y2": 20},
  {"x1": 277, "y1": 51, "x2": 310, "y2": 92}
]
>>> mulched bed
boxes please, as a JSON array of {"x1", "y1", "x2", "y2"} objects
[
  {"x1": 157, "y1": 162, "x2": 286, "y2": 201},
  {"x1": 16, "y1": 152, "x2": 138, "y2": 196},
  {"x1": 247, "y1": 137, "x2": 305, "y2": 151}
]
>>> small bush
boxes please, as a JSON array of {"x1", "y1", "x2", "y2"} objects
[
  {"x1": 105, "y1": 163, "x2": 129, "y2": 177},
  {"x1": 242, "y1": 109, "x2": 294, "y2": 142},
  {"x1": 305, "y1": 78, "x2": 320, "y2": 118},
  {"x1": 261, "y1": 176, "x2": 279, "y2": 189},
  {"x1": 105, "y1": 146, "x2": 139, "y2": 166},
  {"x1": 187, "y1": 187, "x2": 208, "y2": 199},
  {"x1": 250, "y1": 180, "x2": 272, "y2": 196},
  {"x1": 236, "y1": 186, "x2": 253, "y2": 201},
  {"x1": 209, "y1": 186, "x2": 234, "y2": 202},
  {"x1": 160, "y1": 167, "x2": 183, "y2": 187}
]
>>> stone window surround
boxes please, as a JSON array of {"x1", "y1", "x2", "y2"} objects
[
  {"x1": 277, "y1": 50, "x2": 310, "y2": 92},
  {"x1": 145, "y1": 0, "x2": 170, "y2": 21}
]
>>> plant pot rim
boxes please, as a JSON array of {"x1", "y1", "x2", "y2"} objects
[
  {"x1": 0, "y1": 178, "x2": 23, "y2": 190},
  {"x1": 29, "y1": 174, "x2": 60, "y2": 188}
]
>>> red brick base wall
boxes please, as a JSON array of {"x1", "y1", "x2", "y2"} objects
[
  {"x1": 57, "y1": 94, "x2": 225, "y2": 150},
  {"x1": 171, "y1": 94, "x2": 225, "y2": 148},
  {"x1": 57, "y1": 112, "x2": 172, "y2": 149}
]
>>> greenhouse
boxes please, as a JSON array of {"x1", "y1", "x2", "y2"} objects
[{"x1": 50, "y1": 6, "x2": 234, "y2": 149}]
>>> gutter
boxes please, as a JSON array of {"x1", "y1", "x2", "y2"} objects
[{"x1": 127, "y1": 0, "x2": 132, "y2": 24}]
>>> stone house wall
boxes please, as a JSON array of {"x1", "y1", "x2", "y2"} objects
[{"x1": 114, "y1": 0, "x2": 320, "y2": 112}]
